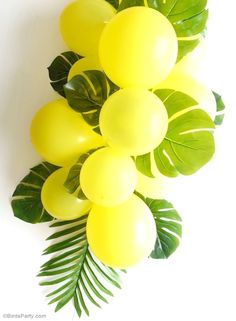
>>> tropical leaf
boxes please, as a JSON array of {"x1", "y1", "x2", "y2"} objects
[
  {"x1": 64, "y1": 70, "x2": 119, "y2": 132},
  {"x1": 105, "y1": 0, "x2": 120, "y2": 9},
  {"x1": 135, "y1": 192, "x2": 182, "y2": 259},
  {"x1": 48, "y1": 51, "x2": 81, "y2": 97},
  {"x1": 136, "y1": 90, "x2": 215, "y2": 178},
  {"x1": 39, "y1": 215, "x2": 122, "y2": 317},
  {"x1": 11, "y1": 162, "x2": 59, "y2": 223},
  {"x1": 213, "y1": 92, "x2": 225, "y2": 126},
  {"x1": 117, "y1": 0, "x2": 208, "y2": 61},
  {"x1": 64, "y1": 149, "x2": 99, "y2": 199},
  {"x1": 135, "y1": 153, "x2": 154, "y2": 178}
]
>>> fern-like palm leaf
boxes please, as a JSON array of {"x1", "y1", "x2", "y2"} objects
[{"x1": 38, "y1": 214, "x2": 122, "y2": 317}]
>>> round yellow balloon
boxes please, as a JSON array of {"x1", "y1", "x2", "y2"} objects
[
  {"x1": 100, "y1": 88, "x2": 168, "y2": 156},
  {"x1": 156, "y1": 72, "x2": 216, "y2": 119},
  {"x1": 87, "y1": 194, "x2": 157, "y2": 268},
  {"x1": 41, "y1": 167, "x2": 91, "y2": 220},
  {"x1": 80, "y1": 147, "x2": 137, "y2": 206},
  {"x1": 30, "y1": 99, "x2": 105, "y2": 166},
  {"x1": 68, "y1": 56, "x2": 102, "y2": 81},
  {"x1": 99, "y1": 6, "x2": 178, "y2": 88},
  {"x1": 60, "y1": 0, "x2": 116, "y2": 56}
]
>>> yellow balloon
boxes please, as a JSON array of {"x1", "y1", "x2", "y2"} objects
[
  {"x1": 87, "y1": 194, "x2": 156, "y2": 268},
  {"x1": 68, "y1": 56, "x2": 102, "y2": 81},
  {"x1": 60, "y1": 0, "x2": 116, "y2": 56},
  {"x1": 30, "y1": 99, "x2": 105, "y2": 166},
  {"x1": 41, "y1": 167, "x2": 91, "y2": 220},
  {"x1": 156, "y1": 72, "x2": 216, "y2": 119},
  {"x1": 99, "y1": 7, "x2": 178, "y2": 88},
  {"x1": 80, "y1": 147, "x2": 137, "y2": 206},
  {"x1": 173, "y1": 40, "x2": 206, "y2": 76},
  {"x1": 100, "y1": 88, "x2": 168, "y2": 156}
]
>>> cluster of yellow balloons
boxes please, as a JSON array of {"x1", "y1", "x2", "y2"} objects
[{"x1": 30, "y1": 0, "x2": 216, "y2": 269}]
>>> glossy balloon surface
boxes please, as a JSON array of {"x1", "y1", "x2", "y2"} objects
[
  {"x1": 99, "y1": 7, "x2": 178, "y2": 88},
  {"x1": 60, "y1": 0, "x2": 116, "y2": 56},
  {"x1": 30, "y1": 99, "x2": 104, "y2": 166},
  {"x1": 87, "y1": 194, "x2": 156, "y2": 268},
  {"x1": 100, "y1": 88, "x2": 168, "y2": 156},
  {"x1": 41, "y1": 167, "x2": 91, "y2": 220},
  {"x1": 80, "y1": 147, "x2": 137, "y2": 206}
]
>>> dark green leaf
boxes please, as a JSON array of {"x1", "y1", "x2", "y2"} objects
[
  {"x1": 141, "y1": 196, "x2": 182, "y2": 259},
  {"x1": 213, "y1": 92, "x2": 225, "y2": 126},
  {"x1": 64, "y1": 149, "x2": 99, "y2": 197},
  {"x1": 48, "y1": 51, "x2": 81, "y2": 97},
  {"x1": 135, "y1": 153, "x2": 154, "y2": 178},
  {"x1": 64, "y1": 70, "x2": 119, "y2": 130},
  {"x1": 39, "y1": 216, "x2": 122, "y2": 317},
  {"x1": 105, "y1": 0, "x2": 120, "y2": 9},
  {"x1": 11, "y1": 162, "x2": 59, "y2": 223}
]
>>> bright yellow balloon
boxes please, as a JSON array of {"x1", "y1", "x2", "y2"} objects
[
  {"x1": 156, "y1": 72, "x2": 216, "y2": 119},
  {"x1": 68, "y1": 56, "x2": 102, "y2": 81},
  {"x1": 60, "y1": 0, "x2": 116, "y2": 56},
  {"x1": 99, "y1": 7, "x2": 178, "y2": 88},
  {"x1": 41, "y1": 167, "x2": 91, "y2": 220},
  {"x1": 87, "y1": 194, "x2": 156, "y2": 268},
  {"x1": 100, "y1": 88, "x2": 168, "y2": 156},
  {"x1": 30, "y1": 99, "x2": 105, "y2": 166},
  {"x1": 80, "y1": 147, "x2": 137, "y2": 206}
]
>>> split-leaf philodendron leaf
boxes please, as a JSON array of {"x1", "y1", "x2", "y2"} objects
[
  {"x1": 48, "y1": 51, "x2": 81, "y2": 97},
  {"x1": 64, "y1": 70, "x2": 119, "y2": 133},
  {"x1": 213, "y1": 91, "x2": 225, "y2": 126},
  {"x1": 135, "y1": 192, "x2": 182, "y2": 259},
  {"x1": 136, "y1": 89, "x2": 215, "y2": 178},
  {"x1": 11, "y1": 162, "x2": 59, "y2": 223}
]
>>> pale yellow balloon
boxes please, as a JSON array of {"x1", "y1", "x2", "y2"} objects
[
  {"x1": 173, "y1": 40, "x2": 206, "y2": 76},
  {"x1": 60, "y1": 0, "x2": 116, "y2": 56},
  {"x1": 80, "y1": 147, "x2": 137, "y2": 207},
  {"x1": 156, "y1": 72, "x2": 216, "y2": 119},
  {"x1": 87, "y1": 194, "x2": 156, "y2": 268},
  {"x1": 100, "y1": 88, "x2": 168, "y2": 156},
  {"x1": 30, "y1": 99, "x2": 105, "y2": 166},
  {"x1": 99, "y1": 6, "x2": 178, "y2": 88},
  {"x1": 41, "y1": 167, "x2": 91, "y2": 220},
  {"x1": 68, "y1": 56, "x2": 102, "y2": 81}
]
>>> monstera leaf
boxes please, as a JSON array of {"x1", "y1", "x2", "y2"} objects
[
  {"x1": 39, "y1": 215, "x2": 123, "y2": 317},
  {"x1": 135, "y1": 192, "x2": 182, "y2": 258},
  {"x1": 64, "y1": 70, "x2": 119, "y2": 133},
  {"x1": 11, "y1": 162, "x2": 59, "y2": 223},
  {"x1": 116, "y1": 0, "x2": 208, "y2": 61},
  {"x1": 213, "y1": 91, "x2": 225, "y2": 126},
  {"x1": 48, "y1": 51, "x2": 81, "y2": 97},
  {"x1": 136, "y1": 89, "x2": 215, "y2": 178}
]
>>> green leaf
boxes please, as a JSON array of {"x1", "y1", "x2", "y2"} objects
[
  {"x1": 48, "y1": 51, "x2": 81, "y2": 97},
  {"x1": 135, "y1": 153, "x2": 154, "y2": 178},
  {"x1": 64, "y1": 149, "x2": 99, "y2": 199},
  {"x1": 105, "y1": 0, "x2": 120, "y2": 9},
  {"x1": 213, "y1": 92, "x2": 225, "y2": 126},
  {"x1": 64, "y1": 70, "x2": 119, "y2": 132},
  {"x1": 11, "y1": 162, "x2": 59, "y2": 223},
  {"x1": 137, "y1": 194, "x2": 182, "y2": 259},
  {"x1": 39, "y1": 216, "x2": 123, "y2": 318},
  {"x1": 137, "y1": 90, "x2": 215, "y2": 178},
  {"x1": 117, "y1": 0, "x2": 208, "y2": 61}
]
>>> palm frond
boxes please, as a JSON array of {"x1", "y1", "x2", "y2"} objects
[{"x1": 39, "y1": 214, "x2": 123, "y2": 317}]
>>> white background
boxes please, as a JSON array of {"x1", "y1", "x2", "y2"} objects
[{"x1": 0, "y1": 1, "x2": 236, "y2": 320}]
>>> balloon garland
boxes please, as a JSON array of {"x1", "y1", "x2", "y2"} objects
[{"x1": 11, "y1": 0, "x2": 225, "y2": 317}]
